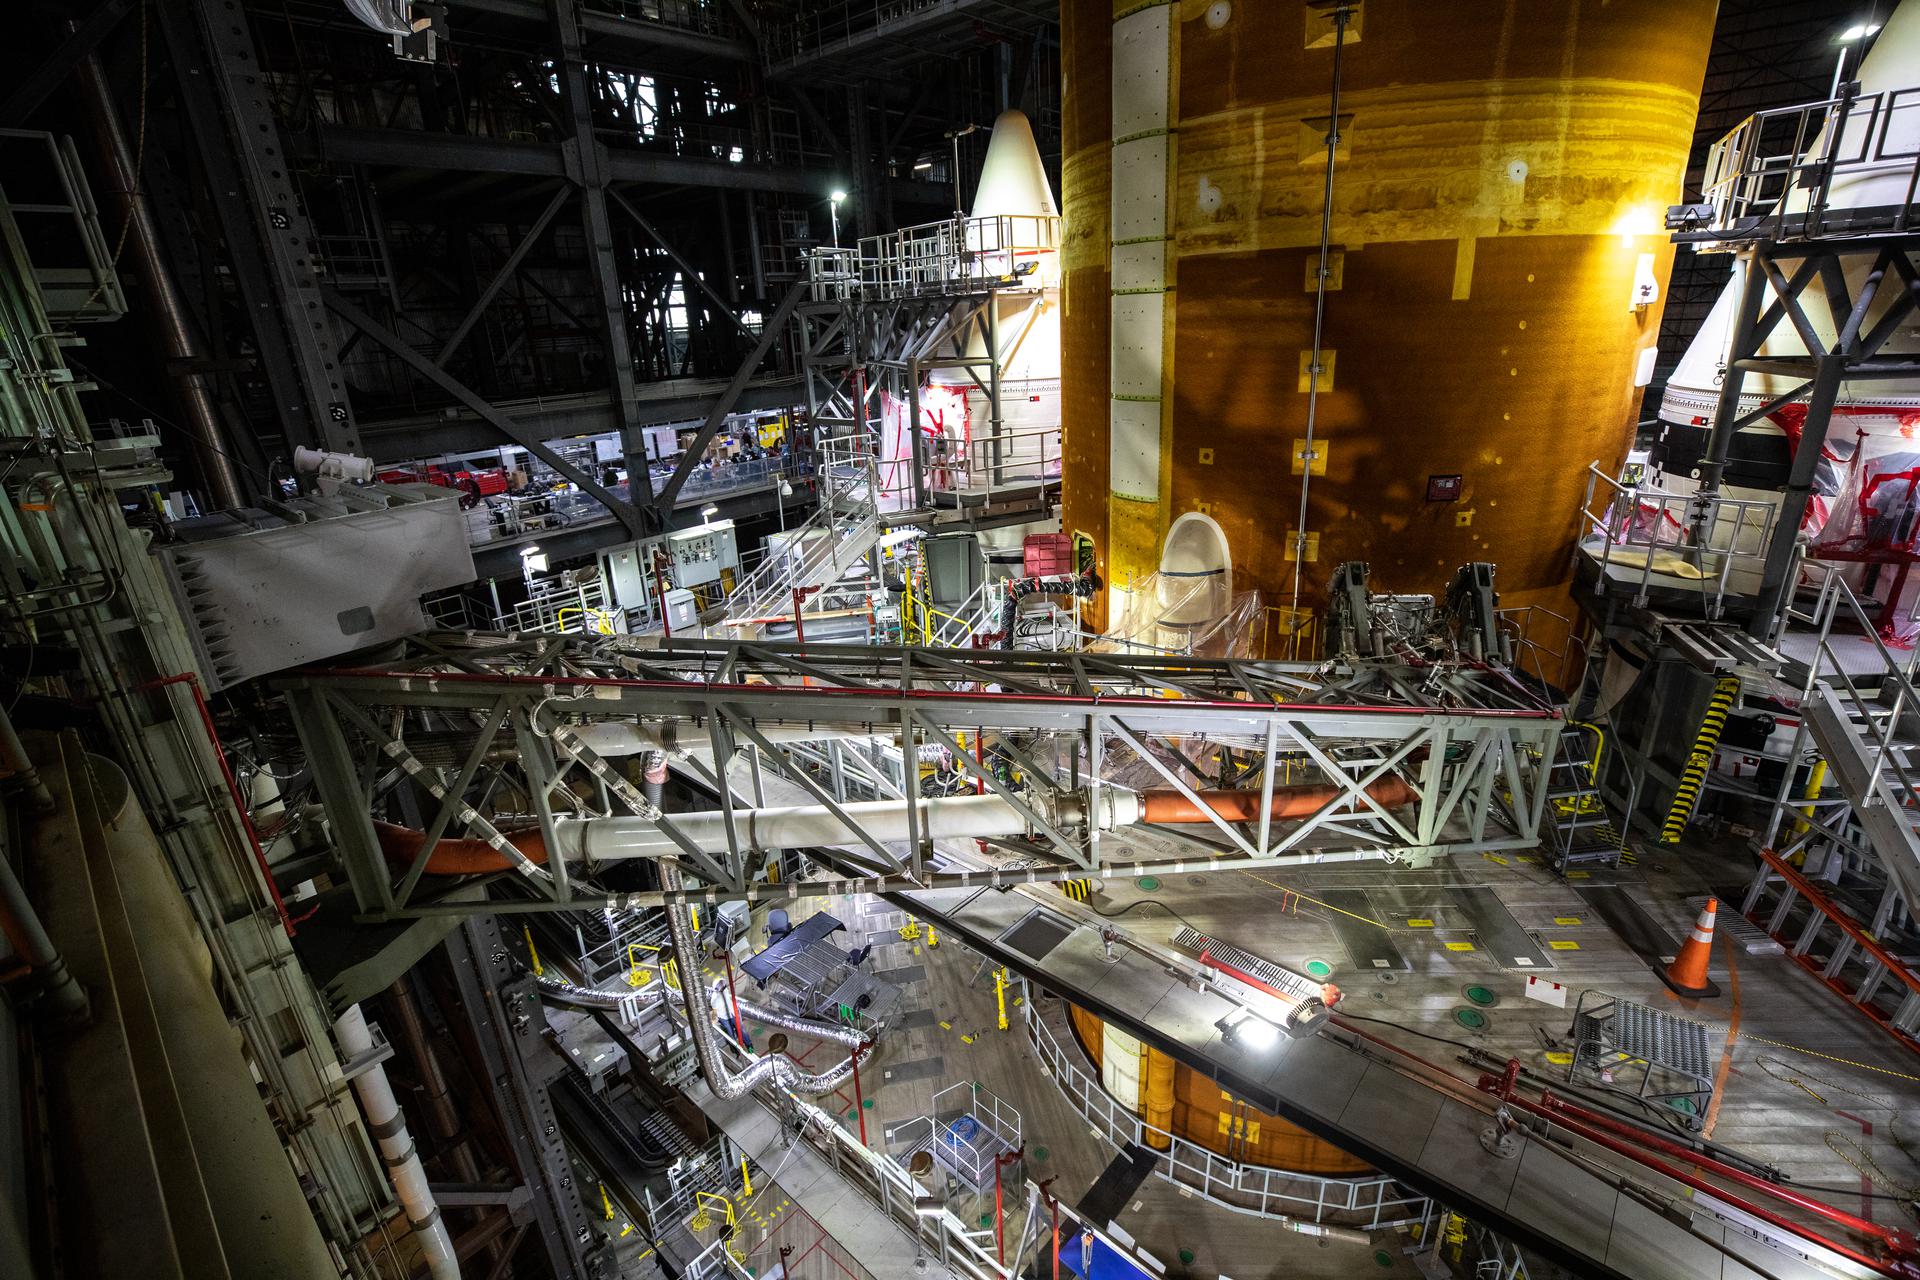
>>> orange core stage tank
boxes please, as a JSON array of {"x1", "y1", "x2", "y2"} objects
[{"x1": 1060, "y1": 0, "x2": 1717, "y2": 637}]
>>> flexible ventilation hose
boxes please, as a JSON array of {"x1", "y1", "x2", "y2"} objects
[
  {"x1": 998, "y1": 570, "x2": 1100, "y2": 649},
  {"x1": 659, "y1": 858, "x2": 862, "y2": 1098}
]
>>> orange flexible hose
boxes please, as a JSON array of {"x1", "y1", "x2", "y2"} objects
[{"x1": 1138, "y1": 776, "x2": 1415, "y2": 823}]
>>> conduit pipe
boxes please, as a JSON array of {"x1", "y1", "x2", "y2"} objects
[
  {"x1": 568, "y1": 721, "x2": 877, "y2": 758},
  {"x1": 373, "y1": 780, "x2": 1416, "y2": 875},
  {"x1": 658, "y1": 858, "x2": 859, "y2": 1098},
  {"x1": 334, "y1": 1004, "x2": 459, "y2": 1280},
  {"x1": 1138, "y1": 776, "x2": 1416, "y2": 823}
]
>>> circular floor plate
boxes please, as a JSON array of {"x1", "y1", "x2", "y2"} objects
[
  {"x1": 1463, "y1": 984, "x2": 1498, "y2": 1007},
  {"x1": 1136, "y1": 876, "x2": 1160, "y2": 891},
  {"x1": 1305, "y1": 959, "x2": 1333, "y2": 979},
  {"x1": 1454, "y1": 1007, "x2": 1490, "y2": 1030}
]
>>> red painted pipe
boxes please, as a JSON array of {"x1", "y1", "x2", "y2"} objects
[
  {"x1": 138, "y1": 674, "x2": 297, "y2": 935},
  {"x1": 373, "y1": 819, "x2": 549, "y2": 875},
  {"x1": 1535, "y1": 1091, "x2": 1916, "y2": 1257},
  {"x1": 1329, "y1": 1017, "x2": 1915, "y2": 1274}
]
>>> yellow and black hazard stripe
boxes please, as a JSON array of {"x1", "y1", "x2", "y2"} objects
[
  {"x1": 1061, "y1": 878, "x2": 1094, "y2": 902},
  {"x1": 1660, "y1": 675, "x2": 1739, "y2": 844}
]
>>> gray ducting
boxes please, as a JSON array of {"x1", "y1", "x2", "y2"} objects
[
  {"x1": 719, "y1": 983, "x2": 872, "y2": 1047},
  {"x1": 660, "y1": 858, "x2": 862, "y2": 1097}
]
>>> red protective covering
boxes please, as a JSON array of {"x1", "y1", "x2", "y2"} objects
[
  {"x1": 1022, "y1": 532, "x2": 1074, "y2": 577},
  {"x1": 1799, "y1": 407, "x2": 1920, "y2": 562}
]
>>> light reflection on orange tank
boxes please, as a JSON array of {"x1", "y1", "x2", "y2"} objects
[
  {"x1": 1059, "y1": 0, "x2": 1717, "y2": 634},
  {"x1": 1067, "y1": 1005, "x2": 1369, "y2": 1176}
]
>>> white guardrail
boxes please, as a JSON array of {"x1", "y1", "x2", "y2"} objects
[{"x1": 1024, "y1": 993, "x2": 1427, "y2": 1231}]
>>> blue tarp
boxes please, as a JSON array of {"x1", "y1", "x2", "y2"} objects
[
  {"x1": 1057, "y1": 1231, "x2": 1155, "y2": 1280},
  {"x1": 740, "y1": 911, "x2": 845, "y2": 984}
]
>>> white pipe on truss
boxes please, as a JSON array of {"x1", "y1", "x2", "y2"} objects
[
  {"x1": 553, "y1": 791, "x2": 1141, "y2": 863},
  {"x1": 334, "y1": 1005, "x2": 458, "y2": 1280}
]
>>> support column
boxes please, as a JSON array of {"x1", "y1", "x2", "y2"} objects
[
  {"x1": 551, "y1": 0, "x2": 651, "y2": 528},
  {"x1": 186, "y1": 0, "x2": 363, "y2": 456},
  {"x1": 1749, "y1": 352, "x2": 1847, "y2": 637}
]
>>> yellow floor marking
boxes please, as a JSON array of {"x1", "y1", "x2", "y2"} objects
[
  {"x1": 1445, "y1": 941, "x2": 1475, "y2": 952},
  {"x1": 1553, "y1": 916, "x2": 1582, "y2": 926},
  {"x1": 1408, "y1": 918, "x2": 1435, "y2": 928},
  {"x1": 1548, "y1": 940, "x2": 1580, "y2": 951}
]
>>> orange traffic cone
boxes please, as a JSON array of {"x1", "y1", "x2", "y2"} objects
[{"x1": 1661, "y1": 898, "x2": 1722, "y2": 999}]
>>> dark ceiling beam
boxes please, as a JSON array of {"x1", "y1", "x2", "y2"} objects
[
  {"x1": 0, "y1": 0, "x2": 137, "y2": 125},
  {"x1": 308, "y1": 124, "x2": 954, "y2": 205},
  {"x1": 322, "y1": 287, "x2": 645, "y2": 537},
  {"x1": 453, "y1": 0, "x2": 753, "y2": 61}
]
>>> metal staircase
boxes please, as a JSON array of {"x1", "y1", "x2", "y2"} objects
[
  {"x1": 1749, "y1": 568, "x2": 1920, "y2": 1056},
  {"x1": 723, "y1": 445, "x2": 882, "y2": 629}
]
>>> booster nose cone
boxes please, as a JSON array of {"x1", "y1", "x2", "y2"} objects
[{"x1": 971, "y1": 108, "x2": 1058, "y2": 220}]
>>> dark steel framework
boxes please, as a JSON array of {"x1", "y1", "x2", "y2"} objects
[
  {"x1": 279, "y1": 634, "x2": 1560, "y2": 922},
  {"x1": 6, "y1": 0, "x2": 1057, "y2": 539}
]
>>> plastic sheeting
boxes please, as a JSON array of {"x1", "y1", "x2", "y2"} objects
[
  {"x1": 1803, "y1": 412, "x2": 1920, "y2": 562},
  {"x1": 1091, "y1": 572, "x2": 1263, "y2": 659}
]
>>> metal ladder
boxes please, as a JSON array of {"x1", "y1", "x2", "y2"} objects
[{"x1": 1545, "y1": 722, "x2": 1625, "y2": 873}]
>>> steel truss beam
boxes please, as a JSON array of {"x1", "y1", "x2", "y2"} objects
[
  {"x1": 1689, "y1": 236, "x2": 1920, "y2": 634},
  {"x1": 281, "y1": 636, "x2": 1560, "y2": 921}
]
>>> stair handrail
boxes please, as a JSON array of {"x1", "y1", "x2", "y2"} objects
[
  {"x1": 1765, "y1": 567, "x2": 1920, "y2": 855},
  {"x1": 724, "y1": 449, "x2": 883, "y2": 623}
]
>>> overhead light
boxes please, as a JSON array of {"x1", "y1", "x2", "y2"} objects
[
  {"x1": 520, "y1": 543, "x2": 542, "y2": 557},
  {"x1": 830, "y1": 188, "x2": 848, "y2": 204},
  {"x1": 913, "y1": 160, "x2": 933, "y2": 171},
  {"x1": 1841, "y1": 22, "x2": 1881, "y2": 39},
  {"x1": 1215, "y1": 1009, "x2": 1280, "y2": 1051},
  {"x1": 701, "y1": 504, "x2": 720, "y2": 520}
]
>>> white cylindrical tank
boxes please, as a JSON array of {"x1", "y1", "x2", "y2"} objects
[
  {"x1": 924, "y1": 109, "x2": 1062, "y2": 507},
  {"x1": 1655, "y1": 5, "x2": 1920, "y2": 579}
]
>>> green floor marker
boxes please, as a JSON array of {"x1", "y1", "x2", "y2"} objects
[
  {"x1": 1464, "y1": 984, "x2": 1497, "y2": 1007},
  {"x1": 1136, "y1": 876, "x2": 1160, "y2": 891},
  {"x1": 1033, "y1": 1146, "x2": 1048, "y2": 1161},
  {"x1": 1454, "y1": 1007, "x2": 1489, "y2": 1030},
  {"x1": 1179, "y1": 1249, "x2": 1195, "y2": 1265},
  {"x1": 1375, "y1": 1249, "x2": 1394, "y2": 1268},
  {"x1": 1304, "y1": 959, "x2": 1332, "y2": 979},
  {"x1": 862, "y1": 1098, "x2": 874, "y2": 1108}
]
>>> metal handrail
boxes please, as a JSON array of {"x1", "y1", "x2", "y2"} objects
[
  {"x1": 1695, "y1": 84, "x2": 1920, "y2": 244},
  {"x1": 724, "y1": 445, "x2": 880, "y2": 621},
  {"x1": 1023, "y1": 995, "x2": 1425, "y2": 1229},
  {"x1": 1763, "y1": 565, "x2": 1920, "y2": 851},
  {"x1": 807, "y1": 213, "x2": 1060, "y2": 302},
  {"x1": 1576, "y1": 462, "x2": 1778, "y2": 617}
]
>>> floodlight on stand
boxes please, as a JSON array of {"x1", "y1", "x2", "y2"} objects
[
  {"x1": 1214, "y1": 1008, "x2": 1281, "y2": 1051},
  {"x1": 778, "y1": 479, "x2": 793, "y2": 497},
  {"x1": 701, "y1": 504, "x2": 719, "y2": 521},
  {"x1": 1841, "y1": 22, "x2": 1882, "y2": 40},
  {"x1": 519, "y1": 543, "x2": 548, "y2": 575}
]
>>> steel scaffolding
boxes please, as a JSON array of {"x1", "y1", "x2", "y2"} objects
[{"x1": 280, "y1": 633, "x2": 1561, "y2": 921}]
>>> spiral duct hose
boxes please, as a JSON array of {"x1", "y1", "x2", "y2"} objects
[{"x1": 660, "y1": 858, "x2": 862, "y2": 1097}]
